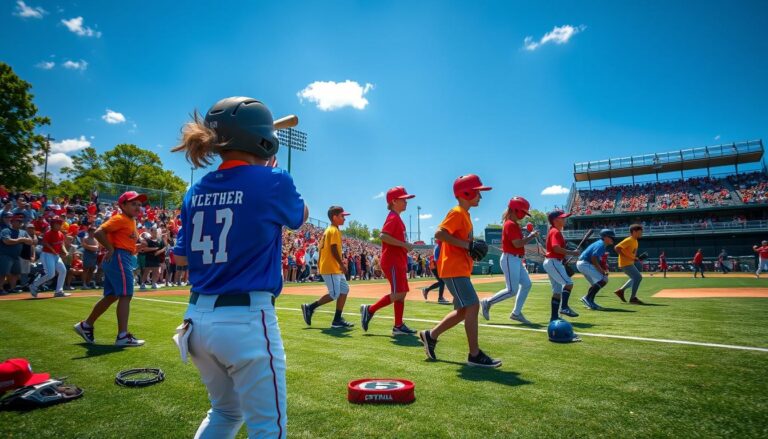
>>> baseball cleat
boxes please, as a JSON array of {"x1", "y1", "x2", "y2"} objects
[
  {"x1": 392, "y1": 323, "x2": 417, "y2": 335},
  {"x1": 580, "y1": 296, "x2": 593, "y2": 309},
  {"x1": 467, "y1": 350, "x2": 502, "y2": 368},
  {"x1": 591, "y1": 301, "x2": 604, "y2": 310},
  {"x1": 614, "y1": 289, "x2": 627, "y2": 302},
  {"x1": 54, "y1": 291, "x2": 71, "y2": 298},
  {"x1": 115, "y1": 333, "x2": 145, "y2": 347},
  {"x1": 73, "y1": 321, "x2": 94, "y2": 344},
  {"x1": 360, "y1": 304, "x2": 372, "y2": 332},
  {"x1": 301, "y1": 303, "x2": 314, "y2": 326},
  {"x1": 331, "y1": 318, "x2": 354, "y2": 329},
  {"x1": 510, "y1": 312, "x2": 532, "y2": 324},
  {"x1": 560, "y1": 307, "x2": 579, "y2": 318},
  {"x1": 418, "y1": 330, "x2": 437, "y2": 360},
  {"x1": 437, "y1": 297, "x2": 451, "y2": 305},
  {"x1": 480, "y1": 299, "x2": 491, "y2": 321},
  {"x1": 421, "y1": 288, "x2": 429, "y2": 301},
  {"x1": 629, "y1": 297, "x2": 645, "y2": 305}
]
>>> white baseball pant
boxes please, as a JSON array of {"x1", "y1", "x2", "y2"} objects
[
  {"x1": 543, "y1": 258, "x2": 572, "y2": 293},
  {"x1": 486, "y1": 253, "x2": 532, "y2": 315},
  {"x1": 576, "y1": 260, "x2": 607, "y2": 286},
  {"x1": 185, "y1": 292, "x2": 286, "y2": 439},
  {"x1": 32, "y1": 252, "x2": 66, "y2": 293}
]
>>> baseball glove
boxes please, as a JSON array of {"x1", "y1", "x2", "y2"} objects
[
  {"x1": 0, "y1": 379, "x2": 83, "y2": 411},
  {"x1": 468, "y1": 239, "x2": 489, "y2": 262},
  {"x1": 637, "y1": 252, "x2": 649, "y2": 261}
]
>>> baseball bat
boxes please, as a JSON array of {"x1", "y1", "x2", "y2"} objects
[
  {"x1": 274, "y1": 115, "x2": 298, "y2": 130},
  {"x1": 564, "y1": 228, "x2": 594, "y2": 265}
]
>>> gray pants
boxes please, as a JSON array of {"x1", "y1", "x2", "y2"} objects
[{"x1": 619, "y1": 264, "x2": 643, "y2": 299}]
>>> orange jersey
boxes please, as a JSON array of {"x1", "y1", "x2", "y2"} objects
[
  {"x1": 99, "y1": 212, "x2": 138, "y2": 253},
  {"x1": 437, "y1": 206, "x2": 473, "y2": 278}
]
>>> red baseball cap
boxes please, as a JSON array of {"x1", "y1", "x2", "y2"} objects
[
  {"x1": 118, "y1": 191, "x2": 148, "y2": 204},
  {"x1": 386, "y1": 186, "x2": 416, "y2": 204},
  {"x1": 0, "y1": 358, "x2": 50, "y2": 393},
  {"x1": 547, "y1": 210, "x2": 572, "y2": 224}
]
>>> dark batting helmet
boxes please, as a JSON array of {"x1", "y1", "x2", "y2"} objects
[
  {"x1": 204, "y1": 97, "x2": 279, "y2": 160},
  {"x1": 599, "y1": 229, "x2": 616, "y2": 239}
]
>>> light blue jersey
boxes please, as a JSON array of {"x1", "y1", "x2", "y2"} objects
[
  {"x1": 579, "y1": 240, "x2": 606, "y2": 262},
  {"x1": 175, "y1": 164, "x2": 304, "y2": 296}
]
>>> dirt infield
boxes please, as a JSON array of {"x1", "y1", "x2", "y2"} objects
[
  {"x1": 0, "y1": 276, "x2": 509, "y2": 302},
  {"x1": 654, "y1": 288, "x2": 768, "y2": 298}
]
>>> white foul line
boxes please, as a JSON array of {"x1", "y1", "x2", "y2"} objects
[{"x1": 130, "y1": 296, "x2": 768, "y2": 353}]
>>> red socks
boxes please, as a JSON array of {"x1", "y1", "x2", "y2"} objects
[
  {"x1": 369, "y1": 295, "x2": 392, "y2": 314},
  {"x1": 394, "y1": 300, "x2": 404, "y2": 326}
]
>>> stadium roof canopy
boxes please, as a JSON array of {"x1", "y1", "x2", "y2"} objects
[{"x1": 573, "y1": 139, "x2": 764, "y2": 182}]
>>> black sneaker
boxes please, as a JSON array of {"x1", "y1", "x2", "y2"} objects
[
  {"x1": 418, "y1": 330, "x2": 438, "y2": 360},
  {"x1": 392, "y1": 323, "x2": 417, "y2": 335},
  {"x1": 360, "y1": 304, "x2": 372, "y2": 332},
  {"x1": 331, "y1": 318, "x2": 354, "y2": 329},
  {"x1": 467, "y1": 350, "x2": 502, "y2": 368},
  {"x1": 437, "y1": 297, "x2": 451, "y2": 305},
  {"x1": 301, "y1": 304, "x2": 314, "y2": 326}
]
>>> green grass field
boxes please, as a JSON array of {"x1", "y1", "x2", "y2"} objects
[{"x1": 1, "y1": 276, "x2": 767, "y2": 438}]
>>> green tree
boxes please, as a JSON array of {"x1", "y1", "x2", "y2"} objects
[
  {"x1": 0, "y1": 62, "x2": 50, "y2": 188},
  {"x1": 343, "y1": 220, "x2": 371, "y2": 242},
  {"x1": 528, "y1": 209, "x2": 548, "y2": 226},
  {"x1": 103, "y1": 144, "x2": 160, "y2": 186},
  {"x1": 371, "y1": 228, "x2": 382, "y2": 245}
]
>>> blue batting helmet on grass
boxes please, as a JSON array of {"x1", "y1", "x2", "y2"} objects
[{"x1": 548, "y1": 319, "x2": 581, "y2": 343}]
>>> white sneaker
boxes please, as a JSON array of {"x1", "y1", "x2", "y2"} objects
[
  {"x1": 480, "y1": 299, "x2": 491, "y2": 321},
  {"x1": 54, "y1": 291, "x2": 72, "y2": 297},
  {"x1": 510, "y1": 312, "x2": 532, "y2": 325},
  {"x1": 139, "y1": 284, "x2": 146, "y2": 290},
  {"x1": 151, "y1": 283, "x2": 158, "y2": 289},
  {"x1": 115, "y1": 333, "x2": 145, "y2": 347}
]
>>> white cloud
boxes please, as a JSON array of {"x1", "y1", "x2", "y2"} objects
[
  {"x1": 524, "y1": 24, "x2": 586, "y2": 51},
  {"x1": 62, "y1": 59, "x2": 87, "y2": 71},
  {"x1": 14, "y1": 1, "x2": 46, "y2": 18},
  {"x1": 419, "y1": 213, "x2": 432, "y2": 220},
  {"x1": 61, "y1": 16, "x2": 101, "y2": 38},
  {"x1": 50, "y1": 135, "x2": 91, "y2": 154},
  {"x1": 101, "y1": 109, "x2": 126, "y2": 124},
  {"x1": 46, "y1": 152, "x2": 74, "y2": 169},
  {"x1": 298, "y1": 80, "x2": 374, "y2": 111},
  {"x1": 541, "y1": 184, "x2": 570, "y2": 195},
  {"x1": 473, "y1": 217, "x2": 480, "y2": 222},
  {"x1": 36, "y1": 61, "x2": 55, "y2": 70},
  {"x1": 714, "y1": 134, "x2": 721, "y2": 141},
  {"x1": 372, "y1": 191, "x2": 385, "y2": 199}
]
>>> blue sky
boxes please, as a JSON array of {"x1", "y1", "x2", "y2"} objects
[{"x1": 2, "y1": 0, "x2": 767, "y2": 238}]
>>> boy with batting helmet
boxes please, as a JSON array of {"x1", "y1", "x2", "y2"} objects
[
  {"x1": 361, "y1": 186, "x2": 417, "y2": 335},
  {"x1": 419, "y1": 174, "x2": 501, "y2": 367},
  {"x1": 576, "y1": 229, "x2": 615, "y2": 310},
  {"x1": 301, "y1": 206, "x2": 354, "y2": 328},
  {"x1": 480, "y1": 196, "x2": 539, "y2": 324},
  {"x1": 543, "y1": 210, "x2": 581, "y2": 321},
  {"x1": 172, "y1": 97, "x2": 307, "y2": 438}
]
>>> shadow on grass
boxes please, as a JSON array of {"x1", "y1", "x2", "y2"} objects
[
  {"x1": 568, "y1": 322, "x2": 595, "y2": 329},
  {"x1": 631, "y1": 302, "x2": 669, "y2": 307},
  {"x1": 363, "y1": 333, "x2": 422, "y2": 347},
  {"x1": 72, "y1": 343, "x2": 125, "y2": 360},
  {"x1": 433, "y1": 360, "x2": 532, "y2": 387},
  {"x1": 301, "y1": 327, "x2": 355, "y2": 338},
  {"x1": 596, "y1": 307, "x2": 636, "y2": 313}
]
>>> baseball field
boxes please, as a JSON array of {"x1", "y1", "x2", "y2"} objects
[{"x1": 1, "y1": 275, "x2": 766, "y2": 438}]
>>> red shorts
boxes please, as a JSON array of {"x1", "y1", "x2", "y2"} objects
[
  {"x1": 382, "y1": 264, "x2": 409, "y2": 293},
  {"x1": 660, "y1": 263, "x2": 668, "y2": 270}
]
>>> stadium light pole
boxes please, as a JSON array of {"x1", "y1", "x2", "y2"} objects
[
  {"x1": 41, "y1": 134, "x2": 54, "y2": 196},
  {"x1": 417, "y1": 206, "x2": 421, "y2": 242},
  {"x1": 276, "y1": 128, "x2": 308, "y2": 174}
]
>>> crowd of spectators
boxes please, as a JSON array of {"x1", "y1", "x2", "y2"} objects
[
  {"x1": 730, "y1": 171, "x2": 768, "y2": 204},
  {"x1": 569, "y1": 188, "x2": 618, "y2": 215}
]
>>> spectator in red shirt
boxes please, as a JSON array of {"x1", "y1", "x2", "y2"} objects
[{"x1": 692, "y1": 249, "x2": 705, "y2": 278}]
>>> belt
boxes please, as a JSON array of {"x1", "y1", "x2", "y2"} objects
[{"x1": 189, "y1": 292, "x2": 275, "y2": 307}]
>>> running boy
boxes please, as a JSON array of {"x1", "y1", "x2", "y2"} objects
[
  {"x1": 361, "y1": 186, "x2": 417, "y2": 335},
  {"x1": 73, "y1": 191, "x2": 146, "y2": 347},
  {"x1": 301, "y1": 206, "x2": 354, "y2": 328},
  {"x1": 418, "y1": 174, "x2": 501, "y2": 367},
  {"x1": 542, "y1": 210, "x2": 581, "y2": 321},
  {"x1": 576, "y1": 229, "x2": 615, "y2": 310},
  {"x1": 29, "y1": 216, "x2": 69, "y2": 298},
  {"x1": 754, "y1": 241, "x2": 768, "y2": 278},
  {"x1": 613, "y1": 224, "x2": 645, "y2": 304},
  {"x1": 480, "y1": 196, "x2": 538, "y2": 324}
]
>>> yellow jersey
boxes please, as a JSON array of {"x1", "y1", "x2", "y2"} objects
[
  {"x1": 318, "y1": 225, "x2": 343, "y2": 275},
  {"x1": 615, "y1": 236, "x2": 638, "y2": 268}
]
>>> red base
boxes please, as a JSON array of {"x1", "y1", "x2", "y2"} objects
[{"x1": 347, "y1": 378, "x2": 415, "y2": 404}]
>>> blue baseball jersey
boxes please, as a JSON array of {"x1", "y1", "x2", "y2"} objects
[
  {"x1": 174, "y1": 164, "x2": 305, "y2": 296},
  {"x1": 579, "y1": 240, "x2": 606, "y2": 262}
]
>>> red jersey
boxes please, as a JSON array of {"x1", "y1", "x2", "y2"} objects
[
  {"x1": 545, "y1": 227, "x2": 566, "y2": 260},
  {"x1": 381, "y1": 210, "x2": 407, "y2": 268},
  {"x1": 757, "y1": 246, "x2": 768, "y2": 259},
  {"x1": 502, "y1": 220, "x2": 524, "y2": 256},
  {"x1": 693, "y1": 252, "x2": 703, "y2": 264},
  {"x1": 87, "y1": 203, "x2": 97, "y2": 216},
  {"x1": 42, "y1": 230, "x2": 65, "y2": 255}
]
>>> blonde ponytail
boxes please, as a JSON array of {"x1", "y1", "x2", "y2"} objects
[{"x1": 172, "y1": 111, "x2": 227, "y2": 168}]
